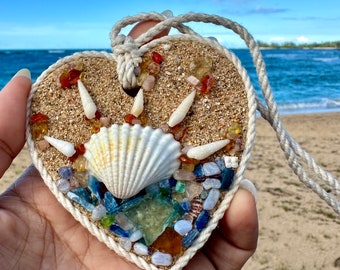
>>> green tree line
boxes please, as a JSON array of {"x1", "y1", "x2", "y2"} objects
[{"x1": 257, "y1": 40, "x2": 340, "y2": 49}]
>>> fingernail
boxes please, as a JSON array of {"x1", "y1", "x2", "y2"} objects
[
  {"x1": 239, "y1": 179, "x2": 257, "y2": 202},
  {"x1": 14, "y1": 68, "x2": 31, "y2": 80}
]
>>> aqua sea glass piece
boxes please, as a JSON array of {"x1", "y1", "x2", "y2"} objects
[
  {"x1": 124, "y1": 195, "x2": 182, "y2": 246},
  {"x1": 175, "y1": 180, "x2": 186, "y2": 193}
]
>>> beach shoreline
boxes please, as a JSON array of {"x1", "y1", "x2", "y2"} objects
[{"x1": 1, "y1": 111, "x2": 339, "y2": 269}]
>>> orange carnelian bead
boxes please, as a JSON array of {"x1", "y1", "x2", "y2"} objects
[
  {"x1": 30, "y1": 112, "x2": 48, "y2": 124},
  {"x1": 200, "y1": 74, "x2": 215, "y2": 94},
  {"x1": 69, "y1": 144, "x2": 85, "y2": 162},
  {"x1": 124, "y1": 113, "x2": 137, "y2": 124},
  {"x1": 151, "y1": 51, "x2": 163, "y2": 64},
  {"x1": 179, "y1": 153, "x2": 195, "y2": 164}
]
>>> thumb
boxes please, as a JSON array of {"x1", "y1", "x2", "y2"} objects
[{"x1": 0, "y1": 69, "x2": 32, "y2": 177}]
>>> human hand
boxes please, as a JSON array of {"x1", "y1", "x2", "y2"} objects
[{"x1": 0, "y1": 20, "x2": 258, "y2": 270}]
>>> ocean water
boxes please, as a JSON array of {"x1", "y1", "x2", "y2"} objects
[{"x1": 1, "y1": 48, "x2": 340, "y2": 115}]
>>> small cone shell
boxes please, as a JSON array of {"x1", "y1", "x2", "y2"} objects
[
  {"x1": 78, "y1": 80, "x2": 97, "y2": 119},
  {"x1": 131, "y1": 89, "x2": 144, "y2": 117},
  {"x1": 167, "y1": 90, "x2": 196, "y2": 127},
  {"x1": 186, "y1": 139, "x2": 230, "y2": 160},
  {"x1": 44, "y1": 136, "x2": 76, "y2": 157}
]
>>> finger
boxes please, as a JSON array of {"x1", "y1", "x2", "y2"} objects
[
  {"x1": 201, "y1": 188, "x2": 258, "y2": 269},
  {"x1": 0, "y1": 69, "x2": 32, "y2": 177},
  {"x1": 221, "y1": 188, "x2": 258, "y2": 251},
  {"x1": 128, "y1": 19, "x2": 170, "y2": 39}
]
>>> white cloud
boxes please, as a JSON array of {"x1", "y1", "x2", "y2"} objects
[{"x1": 296, "y1": 36, "x2": 309, "y2": 43}]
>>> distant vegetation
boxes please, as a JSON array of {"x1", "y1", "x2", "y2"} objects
[{"x1": 257, "y1": 40, "x2": 340, "y2": 49}]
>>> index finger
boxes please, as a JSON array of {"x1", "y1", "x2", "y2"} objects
[{"x1": 0, "y1": 69, "x2": 32, "y2": 177}]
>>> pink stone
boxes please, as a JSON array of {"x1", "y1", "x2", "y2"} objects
[
  {"x1": 173, "y1": 169, "x2": 196, "y2": 181},
  {"x1": 100, "y1": 117, "x2": 111, "y2": 127},
  {"x1": 142, "y1": 75, "x2": 155, "y2": 91},
  {"x1": 36, "y1": 139, "x2": 50, "y2": 151}
]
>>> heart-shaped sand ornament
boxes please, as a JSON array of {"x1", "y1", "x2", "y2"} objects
[{"x1": 26, "y1": 12, "x2": 257, "y2": 269}]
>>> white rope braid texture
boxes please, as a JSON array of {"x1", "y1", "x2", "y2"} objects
[{"x1": 110, "y1": 11, "x2": 340, "y2": 216}]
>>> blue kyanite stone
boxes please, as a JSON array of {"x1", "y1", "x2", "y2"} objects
[
  {"x1": 168, "y1": 177, "x2": 177, "y2": 187},
  {"x1": 193, "y1": 164, "x2": 203, "y2": 177},
  {"x1": 215, "y1": 157, "x2": 226, "y2": 170},
  {"x1": 195, "y1": 210, "x2": 210, "y2": 232},
  {"x1": 181, "y1": 198, "x2": 191, "y2": 212},
  {"x1": 159, "y1": 179, "x2": 171, "y2": 189},
  {"x1": 109, "y1": 224, "x2": 131, "y2": 238},
  {"x1": 103, "y1": 191, "x2": 118, "y2": 213},
  {"x1": 58, "y1": 166, "x2": 73, "y2": 179},
  {"x1": 182, "y1": 229, "x2": 199, "y2": 248},
  {"x1": 145, "y1": 182, "x2": 160, "y2": 195},
  {"x1": 220, "y1": 168, "x2": 235, "y2": 190},
  {"x1": 67, "y1": 187, "x2": 95, "y2": 212},
  {"x1": 88, "y1": 175, "x2": 104, "y2": 200}
]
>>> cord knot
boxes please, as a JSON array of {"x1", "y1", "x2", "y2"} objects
[{"x1": 112, "y1": 34, "x2": 142, "y2": 89}]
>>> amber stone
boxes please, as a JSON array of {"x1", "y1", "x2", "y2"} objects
[
  {"x1": 31, "y1": 122, "x2": 48, "y2": 140},
  {"x1": 148, "y1": 62, "x2": 161, "y2": 75},
  {"x1": 191, "y1": 56, "x2": 213, "y2": 79},
  {"x1": 74, "y1": 155, "x2": 87, "y2": 172},
  {"x1": 170, "y1": 125, "x2": 187, "y2": 141},
  {"x1": 151, "y1": 227, "x2": 183, "y2": 256},
  {"x1": 227, "y1": 122, "x2": 242, "y2": 135},
  {"x1": 91, "y1": 119, "x2": 102, "y2": 134}
]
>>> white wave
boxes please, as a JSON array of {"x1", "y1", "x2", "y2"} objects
[{"x1": 277, "y1": 98, "x2": 340, "y2": 114}]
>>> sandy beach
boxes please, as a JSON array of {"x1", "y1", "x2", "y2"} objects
[{"x1": 1, "y1": 112, "x2": 339, "y2": 269}]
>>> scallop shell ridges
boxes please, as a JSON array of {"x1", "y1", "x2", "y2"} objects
[{"x1": 84, "y1": 124, "x2": 181, "y2": 199}]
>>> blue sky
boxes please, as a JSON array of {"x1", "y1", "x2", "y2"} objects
[{"x1": 1, "y1": 0, "x2": 339, "y2": 49}]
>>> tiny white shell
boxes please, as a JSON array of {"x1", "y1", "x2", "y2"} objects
[
  {"x1": 131, "y1": 89, "x2": 143, "y2": 117},
  {"x1": 77, "y1": 80, "x2": 97, "y2": 119},
  {"x1": 84, "y1": 124, "x2": 181, "y2": 199},
  {"x1": 167, "y1": 90, "x2": 196, "y2": 127},
  {"x1": 44, "y1": 136, "x2": 76, "y2": 157},
  {"x1": 186, "y1": 139, "x2": 230, "y2": 160}
]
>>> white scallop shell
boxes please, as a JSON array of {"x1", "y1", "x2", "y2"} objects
[{"x1": 84, "y1": 124, "x2": 181, "y2": 199}]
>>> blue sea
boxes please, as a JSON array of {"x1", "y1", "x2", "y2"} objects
[{"x1": 1, "y1": 48, "x2": 340, "y2": 115}]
